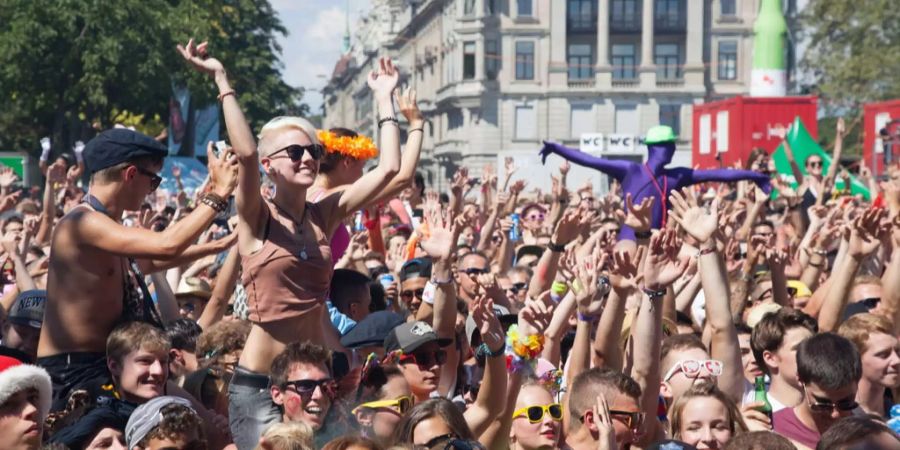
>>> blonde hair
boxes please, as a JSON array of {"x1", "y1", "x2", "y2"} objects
[
  {"x1": 255, "y1": 422, "x2": 314, "y2": 450},
  {"x1": 838, "y1": 313, "x2": 893, "y2": 355},
  {"x1": 258, "y1": 116, "x2": 320, "y2": 159},
  {"x1": 669, "y1": 381, "x2": 748, "y2": 439}
]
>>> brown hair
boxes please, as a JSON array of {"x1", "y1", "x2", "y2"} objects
[
  {"x1": 838, "y1": 313, "x2": 893, "y2": 355},
  {"x1": 106, "y1": 321, "x2": 169, "y2": 365},
  {"x1": 661, "y1": 334, "x2": 707, "y2": 372},
  {"x1": 92, "y1": 155, "x2": 164, "y2": 184},
  {"x1": 136, "y1": 403, "x2": 205, "y2": 448},
  {"x1": 817, "y1": 416, "x2": 899, "y2": 450},
  {"x1": 723, "y1": 431, "x2": 796, "y2": 450},
  {"x1": 270, "y1": 341, "x2": 332, "y2": 387},
  {"x1": 322, "y1": 436, "x2": 384, "y2": 450},
  {"x1": 568, "y1": 368, "x2": 641, "y2": 431},
  {"x1": 751, "y1": 307, "x2": 817, "y2": 374},
  {"x1": 394, "y1": 398, "x2": 474, "y2": 444},
  {"x1": 197, "y1": 320, "x2": 250, "y2": 360},
  {"x1": 669, "y1": 381, "x2": 748, "y2": 440},
  {"x1": 745, "y1": 148, "x2": 769, "y2": 170}
]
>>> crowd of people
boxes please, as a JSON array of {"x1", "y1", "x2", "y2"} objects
[{"x1": 1, "y1": 38, "x2": 899, "y2": 450}]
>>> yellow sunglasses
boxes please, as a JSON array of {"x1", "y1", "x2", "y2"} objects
[
  {"x1": 512, "y1": 403, "x2": 563, "y2": 423},
  {"x1": 352, "y1": 396, "x2": 413, "y2": 415}
]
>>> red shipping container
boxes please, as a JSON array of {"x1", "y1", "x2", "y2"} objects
[
  {"x1": 692, "y1": 96, "x2": 819, "y2": 169},
  {"x1": 862, "y1": 99, "x2": 900, "y2": 176}
]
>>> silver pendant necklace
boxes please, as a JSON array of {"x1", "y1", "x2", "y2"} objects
[{"x1": 275, "y1": 201, "x2": 310, "y2": 260}]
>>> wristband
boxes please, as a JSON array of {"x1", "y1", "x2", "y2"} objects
[
  {"x1": 548, "y1": 241, "x2": 566, "y2": 252},
  {"x1": 218, "y1": 90, "x2": 236, "y2": 102},
  {"x1": 199, "y1": 193, "x2": 228, "y2": 213},
  {"x1": 698, "y1": 246, "x2": 716, "y2": 257},
  {"x1": 422, "y1": 281, "x2": 437, "y2": 305},
  {"x1": 476, "y1": 342, "x2": 505, "y2": 358},
  {"x1": 551, "y1": 281, "x2": 568, "y2": 298},
  {"x1": 642, "y1": 286, "x2": 667, "y2": 299},
  {"x1": 431, "y1": 275, "x2": 454, "y2": 286},
  {"x1": 378, "y1": 117, "x2": 399, "y2": 128},
  {"x1": 577, "y1": 312, "x2": 597, "y2": 322},
  {"x1": 634, "y1": 230, "x2": 652, "y2": 240},
  {"x1": 408, "y1": 127, "x2": 424, "y2": 134}
]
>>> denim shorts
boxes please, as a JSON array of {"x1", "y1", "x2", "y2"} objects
[{"x1": 228, "y1": 366, "x2": 282, "y2": 450}]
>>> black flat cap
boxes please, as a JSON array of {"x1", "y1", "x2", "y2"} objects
[
  {"x1": 84, "y1": 128, "x2": 167, "y2": 174},
  {"x1": 340, "y1": 311, "x2": 405, "y2": 349}
]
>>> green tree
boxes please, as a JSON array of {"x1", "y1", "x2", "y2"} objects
[
  {"x1": 0, "y1": 0, "x2": 306, "y2": 159},
  {"x1": 799, "y1": 0, "x2": 900, "y2": 112}
]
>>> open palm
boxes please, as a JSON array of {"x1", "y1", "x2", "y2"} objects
[
  {"x1": 643, "y1": 230, "x2": 687, "y2": 290},
  {"x1": 670, "y1": 188, "x2": 718, "y2": 243}
]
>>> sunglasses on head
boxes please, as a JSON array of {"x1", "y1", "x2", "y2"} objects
[
  {"x1": 352, "y1": 395, "x2": 413, "y2": 415},
  {"x1": 513, "y1": 403, "x2": 563, "y2": 423},
  {"x1": 663, "y1": 359, "x2": 724, "y2": 381},
  {"x1": 270, "y1": 144, "x2": 325, "y2": 162},
  {"x1": 401, "y1": 288, "x2": 425, "y2": 299},
  {"x1": 459, "y1": 267, "x2": 488, "y2": 276},
  {"x1": 859, "y1": 297, "x2": 881, "y2": 309},
  {"x1": 414, "y1": 434, "x2": 485, "y2": 450},
  {"x1": 134, "y1": 166, "x2": 162, "y2": 191},
  {"x1": 398, "y1": 349, "x2": 447, "y2": 368},
  {"x1": 282, "y1": 378, "x2": 336, "y2": 400}
]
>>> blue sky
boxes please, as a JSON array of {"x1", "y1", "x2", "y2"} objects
[{"x1": 272, "y1": 0, "x2": 372, "y2": 114}]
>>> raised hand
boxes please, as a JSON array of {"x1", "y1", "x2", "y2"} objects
[
  {"x1": 1, "y1": 231, "x2": 21, "y2": 258},
  {"x1": 836, "y1": 117, "x2": 846, "y2": 138},
  {"x1": 509, "y1": 179, "x2": 527, "y2": 195},
  {"x1": 367, "y1": 57, "x2": 399, "y2": 101},
  {"x1": 615, "y1": 193, "x2": 654, "y2": 233},
  {"x1": 572, "y1": 247, "x2": 609, "y2": 317},
  {"x1": 847, "y1": 207, "x2": 884, "y2": 259},
  {"x1": 47, "y1": 160, "x2": 67, "y2": 187},
  {"x1": 451, "y1": 167, "x2": 469, "y2": 195},
  {"x1": 419, "y1": 198, "x2": 456, "y2": 261},
  {"x1": 0, "y1": 167, "x2": 19, "y2": 188},
  {"x1": 206, "y1": 142, "x2": 239, "y2": 198},
  {"x1": 471, "y1": 294, "x2": 504, "y2": 350},
  {"x1": 560, "y1": 160, "x2": 571, "y2": 176},
  {"x1": 593, "y1": 395, "x2": 618, "y2": 450},
  {"x1": 505, "y1": 156, "x2": 517, "y2": 178},
  {"x1": 0, "y1": 191, "x2": 21, "y2": 213},
  {"x1": 642, "y1": 230, "x2": 688, "y2": 291},
  {"x1": 395, "y1": 87, "x2": 422, "y2": 124},
  {"x1": 608, "y1": 248, "x2": 643, "y2": 292},
  {"x1": 552, "y1": 208, "x2": 581, "y2": 246},
  {"x1": 517, "y1": 291, "x2": 555, "y2": 336},
  {"x1": 177, "y1": 39, "x2": 226, "y2": 76},
  {"x1": 670, "y1": 188, "x2": 719, "y2": 244}
]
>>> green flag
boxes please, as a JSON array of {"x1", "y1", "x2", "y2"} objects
[{"x1": 771, "y1": 117, "x2": 869, "y2": 200}]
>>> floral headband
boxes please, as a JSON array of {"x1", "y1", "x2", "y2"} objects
[{"x1": 317, "y1": 130, "x2": 378, "y2": 160}]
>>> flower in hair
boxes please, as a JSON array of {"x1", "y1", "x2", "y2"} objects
[{"x1": 317, "y1": 130, "x2": 378, "y2": 160}]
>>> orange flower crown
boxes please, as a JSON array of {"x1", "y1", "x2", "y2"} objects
[{"x1": 317, "y1": 130, "x2": 379, "y2": 160}]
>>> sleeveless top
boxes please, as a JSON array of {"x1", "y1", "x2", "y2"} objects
[
  {"x1": 311, "y1": 188, "x2": 351, "y2": 264},
  {"x1": 241, "y1": 201, "x2": 333, "y2": 323}
]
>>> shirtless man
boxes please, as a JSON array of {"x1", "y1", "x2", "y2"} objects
[{"x1": 36, "y1": 128, "x2": 238, "y2": 410}]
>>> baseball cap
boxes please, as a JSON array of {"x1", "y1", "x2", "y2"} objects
[
  {"x1": 645, "y1": 125, "x2": 677, "y2": 145},
  {"x1": 125, "y1": 396, "x2": 195, "y2": 448},
  {"x1": 8, "y1": 289, "x2": 46, "y2": 329},
  {"x1": 399, "y1": 258, "x2": 432, "y2": 282},
  {"x1": 84, "y1": 128, "x2": 167, "y2": 174},
  {"x1": 384, "y1": 321, "x2": 451, "y2": 353},
  {"x1": 340, "y1": 311, "x2": 406, "y2": 349}
]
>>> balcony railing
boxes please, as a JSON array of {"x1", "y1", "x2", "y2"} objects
[
  {"x1": 568, "y1": 79, "x2": 596, "y2": 88},
  {"x1": 611, "y1": 78, "x2": 639, "y2": 88}
]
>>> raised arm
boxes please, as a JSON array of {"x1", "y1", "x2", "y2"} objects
[
  {"x1": 818, "y1": 208, "x2": 883, "y2": 332},
  {"x1": 818, "y1": 118, "x2": 846, "y2": 205},
  {"x1": 35, "y1": 161, "x2": 66, "y2": 245},
  {"x1": 197, "y1": 247, "x2": 241, "y2": 330},
  {"x1": 679, "y1": 167, "x2": 771, "y2": 192},
  {"x1": 331, "y1": 58, "x2": 401, "y2": 221},
  {"x1": 539, "y1": 141, "x2": 632, "y2": 181},
  {"x1": 670, "y1": 189, "x2": 743, "y2": 401},
  {"x1": 178, "y1": 39, "x2": 265, "y2": 246},
  {"x1": 364, "y1": 88, "x2": 424, "y2": 206},
  {"x1": 773, "y1": 125, "x2": 805, "y2": 186},
  {"x1": 464, "y1": 295, "x2": 508, "y2": 439}
]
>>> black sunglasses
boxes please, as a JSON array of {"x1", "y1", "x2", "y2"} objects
[
  {"x1": 401, "y1": 288, "x2": 425, "y2": 299},
  {"x1": 282, "y1": 378, "x2": 336, "y2": 400},
  {"x1": 506, "y1": 282, "x2": 527, "y2": 293},
  {"x1": 414, "y1": 434, "x2": 485, "y2": 450},
  {"x1": 859, "y1": 297, "x2": 881, "y2": 309},
  {"x1": 399, "y1": 349, "x2": 447, "y2": 368},
  {"x1": 134, "y1": 166, "x2": 162, "y2": 191},
  {"x1": 459, "y1": 267, "x2": 488, "y2": 276},
  {"x1": 270, "y1": 144, "x2": 325, "y2": 162}
]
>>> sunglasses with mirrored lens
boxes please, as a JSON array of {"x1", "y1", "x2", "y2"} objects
[
  {"x1": 513, "y1": 403, "x2": 563, "y2": 423},
  {"x1": 399, "y1": 349, "x2": 447, "y2": 368},
  {"x1": 134, "y1": 166, "x2": 162, "y2": 191},
  {"x1": 282, "y1": 378, "x2": 336, "y2": 399},
  {"x1": 609, "y1": 410, "x2": 645, "y2": 432},
  {"x1": 271, "y1": 144, "x2": 325, "y2": 162},
  {"x1": 401, "y1": 288, "x2": 425, "y2": 299}
]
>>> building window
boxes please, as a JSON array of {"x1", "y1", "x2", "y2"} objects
[
  {"x1": 570, "y1": 104, "x2": 594, "y2": 138},
  {"x1": 517, "y1": 0, "x2": 533, "y2": 17},
  {"x1": 567, "y1": 0, "x2": 595, "y2": 32},
  {"x1": 611, "y1": 0, "x2": 640, "y2": 28},
  {"x1": 717, "y1": 40, "x2": 737, "y2": 80},
  {"x1": 463, "y1": 41, "x2": 476, "y2": 79},
  {"x1": 515, "y1": 105, "x2": 537, "y2": 139},
  {"x1": 659, "y1": 104, "x2": 681, "y2": 136},
  {"x1": 515, "y1": 41, "x2": 535, "y2": 80},
  {"x1": 448, "y1": 109, "x2": 464, "y2": 130},
  {"x1": 614, "y1": 104, "x2": 638, "y2": 134},
  {"x1": 721, "y1": 0, "x2": 736, "y2": 16},
  {"x1": 568, "y1": 44, "x2": 594, "y2": 80},
  {"x1": 611, "y1": 44, "x2": 636, "y2": 80},
  {"x1": 485, "y1": 40, "x2": 500, "y2": 80},
  {"x1": 655, "y1": 0, "x2": 684, "y2": 29},
  {"x1": 464, "y1": 0, "x2": 476, "y2": 15},
  {"x1": 354, "y1": 92, "x2": 372, "y2": 123},
  {"x1": 655, "y1": 43, "x2": 682, "y2": 80}
]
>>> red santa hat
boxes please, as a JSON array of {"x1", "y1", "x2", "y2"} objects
[{"x1": 0, "y1": 355, "x2": 52, "y2": 420}]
